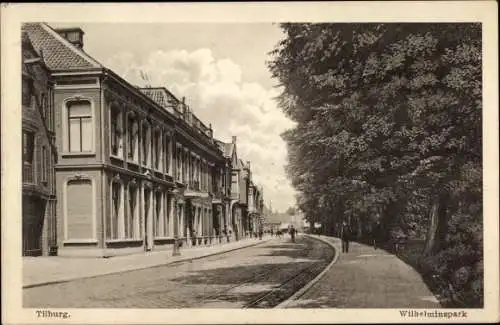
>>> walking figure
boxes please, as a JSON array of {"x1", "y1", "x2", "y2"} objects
[
  {"x1": 289, "y1": 225, "x2": 296, "y2": 243},
  {"x1": 372, "y1": 220, "x2": 382, "y2": 250},
  {"x1": 340, "y1": 221, "x2": 352, "y2": 253}
]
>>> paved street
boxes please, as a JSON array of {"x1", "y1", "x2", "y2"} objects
[
  {"x1": 23, "y1": 237, "x2": 264, "y2": 288},
  {"x1": 24, "y1": 235, "x2": 334, "y2": 308},
  {"x1": 284, "y1": 236, "x2": 441, "y2": 308}
]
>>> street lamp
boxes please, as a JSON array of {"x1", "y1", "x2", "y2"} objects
[{"x1": 172, "y1": 187, "x2": 181, "y2": 257}]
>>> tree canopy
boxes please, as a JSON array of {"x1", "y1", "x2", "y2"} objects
[{"x1": 268, "y1": 23, "x2": 482, "y2": 307}]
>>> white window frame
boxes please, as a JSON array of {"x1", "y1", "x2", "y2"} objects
[
  {"x1": 110, "y1": 104, "x2": 124, "y2": 159},
  {"x1": 62, "y1": 97, "x2": 96, "y2": 156}
]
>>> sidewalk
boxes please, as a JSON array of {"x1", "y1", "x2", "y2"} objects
[
  {"x1": 24, "y1": 237, "x2": 268, "y2": 288},
  {"x1": 283, "y1": 235, "x2": 441, "y2": 308}
]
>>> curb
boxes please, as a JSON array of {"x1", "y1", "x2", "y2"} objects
[
  {"x1": 275, "y1": 234, "x2": 339, "y2": 308},
  {"x1": 23, "y1": 238, "x2": 271, "y2": 289}
]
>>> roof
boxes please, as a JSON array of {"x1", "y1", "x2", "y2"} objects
[
  {"x1": 139, "y1": 87, "x2": 179, "y2": 114},
  {"x1": 22, "y1": 23, "x2": 102, "y2": 71},
  {"x1": 214, "y1": 140, "x2": 234, "y2": 158}
]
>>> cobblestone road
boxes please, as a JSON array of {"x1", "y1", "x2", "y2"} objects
[{"x1": 24, "y1": 235, "x2": 334, "y2": 308}]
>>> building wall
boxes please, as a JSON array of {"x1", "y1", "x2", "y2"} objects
[
  {"x1": 22, "y1": 38, "x2": 57, "y2": 256},
  {"x1": 25, "y1": 24, "x2": 261, "y2": 257},
  {"x1": 55, "y1": 169, "x2": 103, "y2": 256},
  {"x1": 53, "y1": 84, "x2": 103, "y2": 166}
]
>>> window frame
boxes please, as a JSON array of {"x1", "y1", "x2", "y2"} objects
[
  {"x1": 22, "y1": 130, "x2": 35, "y2": 184},
  {"x1": 41, "y1": 146, "x2": 48, "y2": 184},
  {"x1": 127, "y1": 113, "x2": 139, "y2": 163},
  {"x1": 62, "y1": 97, "x2": 95, "y2": 156},
  {"x1": 110, "y1": 105, "x2": 123, "y2": 158}
]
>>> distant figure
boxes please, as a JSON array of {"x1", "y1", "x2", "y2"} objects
[
  {"x1": 289, "y1": 225, "x2": 296, "y2": 243},
  {"x1": 270, "y1": 229, "x2": 274, "y2": 237},
  {"x1": 276, "y1": 230, "x2": 282, "y2": 239},
  {"x1": 340, "y1": 221, "x2": 352, "y2": 253},
  {"x1": 372, "y1": 220, "x2": 382, "y2": 250}
]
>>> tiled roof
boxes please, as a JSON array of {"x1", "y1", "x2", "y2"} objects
[
  {"x1": 139, "y1": 87, "x2": 179, "y2": 114},
  {"x1": 22, "y1": 23, "x2": 102, "y2": 71}
]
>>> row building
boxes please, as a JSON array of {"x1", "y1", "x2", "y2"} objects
[{"x1": 21, "y1": 23, "x2": 265, "y2": 257}]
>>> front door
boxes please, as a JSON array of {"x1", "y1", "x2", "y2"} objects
[{"x1": 22, "y1": 196, "x2": 46, "y2": 256}]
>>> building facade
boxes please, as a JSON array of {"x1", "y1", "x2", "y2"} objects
[
  {"x1": 22, "y1": 23, "x2": 263, "y2": 257},
  {"x1": 22, "y1": 31, "x2": 57, "y2": 256}
]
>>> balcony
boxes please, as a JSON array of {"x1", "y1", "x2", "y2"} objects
[{"x1": 190, "y1": 180, "x2": 201, "y2": 191}]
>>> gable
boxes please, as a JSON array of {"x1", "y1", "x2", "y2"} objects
[{"x1": 22, "y1": 23, "x2": 102, "y2": 71}]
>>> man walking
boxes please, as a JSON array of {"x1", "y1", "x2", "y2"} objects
[
  {"x1": 289, "y1": 225, "x2": 296, "y2": 243},
  {"x1": 340, "y1": 220, "x2": 352, "y2": 253}
]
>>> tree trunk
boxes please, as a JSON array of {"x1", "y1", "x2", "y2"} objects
[
  {"x1": 423, "y1": 192, "x2": 449, "y2": 255},
  {"x1": 357, "y1": 215, "x2": 363, "y2": 239}
]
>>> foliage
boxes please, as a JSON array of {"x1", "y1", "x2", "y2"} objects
[{"x1": 268, "y1": 23, "x2": 482, "y2": 307}]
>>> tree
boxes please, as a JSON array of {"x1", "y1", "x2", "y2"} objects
[{"x1": 268, "y1": 23, "x2": 482, "y2": 305}]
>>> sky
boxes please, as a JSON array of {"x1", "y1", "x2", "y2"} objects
[{"x1": 51, "y1": 23, "x2": 297, "y2": 212}]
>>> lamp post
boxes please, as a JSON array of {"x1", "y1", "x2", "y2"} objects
[{"x1": 172, "y1": 187, "x2": 181, "y2": 256}]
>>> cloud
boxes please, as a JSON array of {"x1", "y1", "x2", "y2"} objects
[{"x1": 105, "y1": 49, "x2": 296, "y2": 212}]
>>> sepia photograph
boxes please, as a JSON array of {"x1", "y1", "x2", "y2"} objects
[{"x1": 2, "y1": 2, "x2": 499, "y2": 324}]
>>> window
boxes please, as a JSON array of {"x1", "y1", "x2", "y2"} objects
[
  {"x1": 183, "y1": 152, "x2": 188, "y2": 183},
  {"x1": 110, "y1": 106, "x2": 123, "y2": 157},
  {"x1": 41, "y1": 146, "x2": 47, "y2": 184},
  {"x1": 22, "y1": 131, "x2": 35, "y2": 183},
  {"x1": 176, "y1": 147, "x2": 182, "y2": 181},
  {"x1": 155, "y1": 191, "x2": 163, "y2": 237},
  {"x1": 66, "y1": 31, "x2": 80, "y2": 43},
  {"x1": 128, "y1": 115, "x2": 138, "y2": 162},
  {"x1": 22, "y1": 78, "x2": 32, "y2": 107},
  {"x1": 108, "y1": 181, "x2": 122, "y2": 239},
  {"x1": 128, "y1": 184, "x2": 138, "y2": 238},
  {"x1": 142, "y1": 123, "x2": 150, "y2": 166},
  {"x1": 153, "y1": 130, "x2": 161, "y2": 170},
  {"x1": 40, "y1": 93, "x2": 47, "y2": 119},
  {"x1": 47, "y1": 88, "x2": 54, "y2": 130},
  {"x1": 67, "y1": 100, "x2": 92, "y2": 152},
  {"x1": 165, "y1": 195, "x2": 172, "y2": 236},
  {"x1": 66, "y1": 179, "x2": 93, "y2": 240},
  {"x1": 165, "y1": 135, "x2": 171, "y2": 174},
  {"x1": 144, "y1": 188, "x2": 151, "y2": 236}
]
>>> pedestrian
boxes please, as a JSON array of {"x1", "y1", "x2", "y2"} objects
[
  {"x1": 289, "y1": 225, "x2": 296, "y2": 243},
  {"x1": 340, "y1": 220, "x2": 352, "y2": 253},
  {"x1": 372, "y1": 220, "x2": 382, "y2": 250}
]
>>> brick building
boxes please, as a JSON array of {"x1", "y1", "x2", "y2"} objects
[
  {"x1": 22, "y1": 23, "x2": 263, "y2": 257},
  {"x1": 22, "y1": 31, "x2": 57, "y2": 256}
]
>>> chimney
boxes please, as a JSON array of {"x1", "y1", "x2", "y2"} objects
[
  {"x1": 246, "y1": 161, "x2": 251, "y2": 169},
  {"x1": 55, "y1": 27, "x2": 85, "y2": 49},
  {"x1": 232, "y1": 136, "x2": 237, "y2": 144}
]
